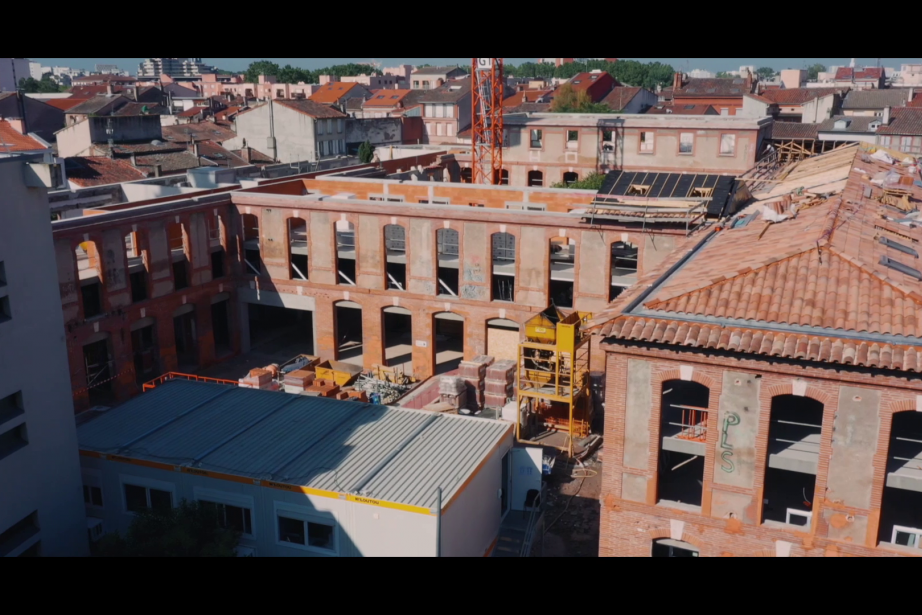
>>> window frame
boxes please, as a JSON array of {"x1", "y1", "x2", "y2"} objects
[
  {"x1": 119, "y1": 474, "x2": 176, "y2": 515},
  {"x1": 529, "y1": 128, "x2": 543, "y2": 150},
  {"x1": 892, "y1": 525, "x2": 922, "y2": 549},
  {"x1": 194, "y1": 487, "x2": 256, "y2": 539},
  {"x1": 273, "y1": 502, "x2": 339, "y2": 555},
  {"x1": 638, "y1": 130, "x2": 655, "y2": 154},
  {"x1": 678, "y1": 131, "x2": 695, "y2": 155},
  {"x1": 566, "y1": 129, "x2": 579, "y2": 150},
  {"x1": 719, "y1": 133, "x2": 737, "y2": 157}
]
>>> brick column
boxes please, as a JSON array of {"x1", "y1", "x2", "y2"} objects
[{"x1": 361, "y1": 301, "x2": 384, "y2": 370}]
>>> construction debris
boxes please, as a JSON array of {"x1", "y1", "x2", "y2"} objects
[{"x1": 354, "y1": 372, "x2": 415, "y2": 405}]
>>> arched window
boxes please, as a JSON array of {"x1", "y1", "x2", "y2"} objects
[
  {"x1": 384, "y1": 224, "x2": 406, "y2": 290},
  {"x1": 528, "y1": 170, "x2": 543, "y2": 187},
  {"x1": 658, "y1": 380, "x2": 710, "y2": 508}
]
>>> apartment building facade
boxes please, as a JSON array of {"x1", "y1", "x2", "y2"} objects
[
  {"x1": 0, "y1": 155, "x2": 88, "y2": 557},
  {"x1": 592, "y1": 146, "x2": 922, "y2": 558},
  {"x1": 466, "y1": 113, "x2": 771, "y2": 188},
  {"x1": 227, "y1": 99, "x2": 348, "y2": 163}
]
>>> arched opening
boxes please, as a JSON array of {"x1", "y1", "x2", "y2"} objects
[
  {"x1": 130, "y1": 317, "x2": 159, "y2": 386},
  {"x1": 879, "y1": 411, "x2": 922, "y2": 549},
  {"x1": 562, "y1": 171, "x2": 578, "y2": 186},
  {"x1": 335, "y1": 220, "x2": 356, "y2": 285},
  {"x1": 493, "y1": 168, "x2": 509, "y2": 185},
  {"x1": 208, "y1": 211, "x2": 225, "y2": 279},
  {"x1": 240, "y1": 214, "x2": 261, "y2": 276},
  {"x1": 549, "y1": 237, "x2": 576, "y2": 309},
  {"x1": 126, "y1": 231, "x2": 148, "y2": 304},
  {"x1": 383, "y1": 306, "x2": 412, "y2": 374},
  {"x1": 288, "y1": 217, "x2": 308, "y2": 280},
  {"x1": 652, "y1": 538, "x2": 699, "y2": 557},
  {"x1": 76, "y1": 240, "x2": 103, "y2": 319},
  {"x1": 528, "y1": 170, "x2": 543, "y2": 187},
  {"x1": 173, "y1": 304, "x2": 198, "y2": 370},
  {"x1": 460, "y1": 168, "x2": 472, "y2": 183},
  {"x1": 609, "y1": 241, "x2": 638, "y2": 301},
  {"x1": 433, "y1": 311, "x2": 464, "y2": 374},
  {"x1": 762, "y1": 395, "x2": 822, "y2": 526},
  {"x1": 210, "y1": 293, "x2": 232, "y2": 358},
  {"x1": 384, "y1": 224, "x2": 406, "y2": 290},
  {"x1": 486, "y1": 318, "x2": 519, "y2": 362},
  {"x1": 436, "y1": 228, "x2": 459, "y2": 297},
  {"x1": 82, "y1": 333, "x2": 114, "y2": 406},
  {"x1": 168, "y1": 220, "x2": 190, "y2": 289},
  {"x1": 334, "y1": 300, "x2": 363, "y2": 365},
  {"x1": 658, "y1": 380, "x2": 710, "y2": 508},
  {"x1": 491, "y1": 232, "x2": 515, "y2": 302}
]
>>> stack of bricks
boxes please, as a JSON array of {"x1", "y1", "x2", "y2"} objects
[
  {"x1": 459, "y1": 355, "x2": 494, "y2": 412},
  {"x1": 303, "y1": 378, "x2": 340, "y2": 398},
  {"x1": 484, "y1": 359, "x2": 516, "y2": 409},
  {"x1": 282, "y1": 369, "x2": 315, "y2": 394},
  {"x1": 439, "y1": 376, "x2": 467, "y2": 411},
  {"x1": 239, "y1": 368, "x2": 279, "y2": 391}
]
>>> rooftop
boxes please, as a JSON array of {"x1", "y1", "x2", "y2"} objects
[
  {"x1": 64, "y1": 156, "x2": 147, "y2": 186},
  {"x1": 309, "y1": 82, "x2": 364, "y2": 104},
  {"x1": 591, "y1": 144, "x2": 922, "y2": 373},
  {"x1": 877, "y1": 107, "x2": 922, "y2": 136},
  {"x1": 769, "y1": 122, "x2": 820, "y2": 140},
  {"x1": 411, "y1": 66, "x2": 467, "y2": 76},
  {"x1": 161, "y1": 122, "x2": 237, "y2": 143},
  {"x1": 816, "y1": 115, "x2": 881, "y2": 134},
  {"x1": 645, "y1": 103, "x2": 717, "y2": 115},
  {"x1": 363, "y1": 89, "x2": 413, "y2": 107},
  {"x1": 502, "y1": 90, "x2": 551, "y2": 107},
  {"x1": 77, "y1": 380, "x2": 511, "y2": 511},
  {"x1": 274, "y1": 99, "x2": 347, "y2": 119},
  {"x1": 504, "y1": 111, "x2": 770, "y2": 128},
  {"x1": 760, "y1": 87, "x2": 841, "y2": 106},
  {"x1": 843, "y1": 89, "x2": 912, "y2": 110},
  {"x1": 0, "y1": 121, "x2": 48, "y2": 152},
  {"x1": 72, "y1": 74, "x2": 136, "y2": 84},
  {"x1": 835, "y1": 67, "x2": 885, "y2": 81},
  {"x1": 65, "y1": 95, "x2": 130, "y2": 115},
  {"x1": 675, "y1": 77, "x2": 751, "y2": 98},
  {"x1": 600, "y1": 86, "x2": 645, "y2": 111},
  {"x1": 43, "y1": 97, "x2": 90, "y2": 111},
  {"x1": 417, "y1": 79, "x2": 472, "y2": 103}
]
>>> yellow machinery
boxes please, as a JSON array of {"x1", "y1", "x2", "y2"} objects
[{"x1": 516, "y1": 307, "x2": 592, "y2": 457}]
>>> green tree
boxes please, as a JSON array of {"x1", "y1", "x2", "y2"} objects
[
  {"x1": 19, "y1": 74, "x2": 64, "y2": 93},
  {"x1": 806, "y1": 63, "x2": 826, "y2": 81},
  {"x1": 243, "y1": 60, "x2": 281, "y2": 83},
  {"x1": 715, "y1": 71, "x2": 732, "y2": 79},
  {"x1": 358, "y1": 140, "x2": 375, "y2": 164},
  {"x1": 550, "y1": 84, "x2": 613, "y2": 113},
  {"x1": 755, "y1": 66, "x2": 776, "y2": 80},
  {"x1": 551, "y1": 171, "x2": 607, "y2": 190},
  {"x1": 95, "y1": 499, "x2": 239, "y2": 557}
]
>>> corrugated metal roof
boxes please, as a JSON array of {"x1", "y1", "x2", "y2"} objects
[
  {"x1": 77, "y1": 380, "x2": 231, "y2": 452},
  {"x1": 76, "y1": 381, "x2": 511, "y2": 508}
]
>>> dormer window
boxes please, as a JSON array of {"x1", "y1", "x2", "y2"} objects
[
  {"x1": 834, "y1": 119, "x2": 850, "y2": 130},
  {"x1": 869, "y1": 121, "x2": 881, "y2": 130}
]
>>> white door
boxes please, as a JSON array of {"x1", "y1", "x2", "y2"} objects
[{"x1": 510, "y1": 447, "x2": 542, "y2": 511}]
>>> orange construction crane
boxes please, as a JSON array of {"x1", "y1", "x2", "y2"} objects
[{"x1": 471, "y1": 58, "x2": 504, "y2": 185}]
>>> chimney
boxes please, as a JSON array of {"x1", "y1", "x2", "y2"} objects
[
  {"x1": 106, "y1": 83, "x2": 114, "y2": 96},
  {"x1": 673, "y1": 71, "x2": 683, "y2": 90},
  {"x1": 153, "y1": 164, "x2": 162, "y2": 178},
  {"x1": 130, "y1": 153, "x2": 137, "y2": 167},
  {"x1": 909, "y1": 87, "x2": 914, "y2": 103},
  {"x1": 883, "y1": 106, "x2": 891, "y2": 125}
]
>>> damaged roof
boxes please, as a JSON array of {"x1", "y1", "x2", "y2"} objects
[{"x1": 592, "y1": 144, "x2": 922, "y2": 373}]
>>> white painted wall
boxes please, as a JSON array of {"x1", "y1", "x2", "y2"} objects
[{"x1": 0, "y1": 157, "x2": 88, "y2": 556}]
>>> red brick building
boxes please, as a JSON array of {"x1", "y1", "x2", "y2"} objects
[
  {"x1": 590, "y1": 144, "x2": 922, "y2": 557},
  {"x1": 671, "y1": 71, "x2": 756, "y2": 116}
]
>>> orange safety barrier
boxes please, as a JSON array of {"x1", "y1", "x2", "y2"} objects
[{"x1": 142, "y1": 372, "x2": 239, "y2": 391}]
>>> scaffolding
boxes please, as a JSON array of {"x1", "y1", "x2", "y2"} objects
[{"x1": 516, "y1": 307, "x2": 592, "y2": 458}]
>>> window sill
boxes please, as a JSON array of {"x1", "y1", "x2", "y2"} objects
[
  {"x1": 678, "y1": 152, "x2": 694, "y2": 156},
  {"x1": 638, "y1": 151, "x2": 655, "y2": 155},
  {"x1": 719, "y1": 153, "x2": 736, "y2": 158},
  {"x1": 877, "y1": 541, "x2": 922, "y2": 556},
  {"x1": 655, "y1": 500, "x2": 702, "y2": 514},
  {"x1": 761, "y1": 519, "x2": 810, "y2": 532}
]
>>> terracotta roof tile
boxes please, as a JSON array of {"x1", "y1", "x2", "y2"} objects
[
  {"x1": 0, "y1": 120, "x2": 47, "y2": 152},
  {"x1": 161, "y1": 122, "x2": 237, "y2": 143},
  {"x1": 760, "y1": 87, "x2": 841, "y2": 105},
  {"x1": 44, "y1": 98, "x2": 90, "y2": 111},
  {"x1": 675, "y1": 77, "x2": 751, "y2": 98},
  {"x1": 877, "y1": 107, "x2": 922, "y2": 136},
  {"x1": 770, "y1": 122, "x2": 819, "y2": 140},
  {"x1": 64, "y1": 156, "x2": 147, "y2": 186},
  {"x1": 591, "y1": 144, "x2": 922, "y2": 373},
  {"x1": 177, "y1": 106, "x2": 209, "y2": 118},
  {"x1": 645, "y1": 103, "x2": 716, "y2": 115},
  {"x1": 309, "y1": 82, "x2": 363, "y2": 104},
  {"x1": 363, "y1": 89, "x2": 412, "y2": 107},
  {"x1": 600, "y1": 86, "x2": 644, "y2": 110},
  {"x1": 835, "y1": 67, "x2": 884, "y2": 81},
  {"x1": 503, "y1": 90, "x2": 551, "y2": 107}
]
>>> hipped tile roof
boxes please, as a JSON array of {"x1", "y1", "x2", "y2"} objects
[
  {"x1": 592, "y1": 144, "x2": 922, "y2": 373},
  {"x1": 274, "y1": 99, "x2": 347, "y2": 119},
  {"x1": 761, "y1": 87, "x2": 841, "y2": 105},
  {"x1": 843, "y1": 89, "x2": 911, "y2": 110},
  {"x1": 0, "y1": 120, "x2": 47, "y2": 151},
  {"x1": 877, "y1": 107, "x2": 922, "y2": 136}
]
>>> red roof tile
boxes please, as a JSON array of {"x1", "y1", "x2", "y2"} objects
[
  {"x1": 0, "y1": 120, "x2": 47, "y2": 152},
  {"x1": 503, "y1": 90, "x2": 551, "y2": 107},
  {"x1": 645, "y1": 103, "x2": 716, "y2": 115},
  {"x1": 363, "y1": 89, "x2": 412, "y2": 107},
  {"x1": 600, "y1": 86, "x2": 644, "y2": 111},
  {"x1": 309, "y1": 82, "x2": 363, "y2": 104},
  {"x1": 675, "y1": 77, "x2": 751, "y2": 98},
  {"x1": 64, "y1": 156, "x2": 147, "y2": 186},
  {"x1": 44, "y1": 98, "x2": 90, "y2": 111},
  {"x1": 835, "y1": 67, "x2": 884, "y2": 81},
  {"x1": 759, "y1": 87, "x2": 841, "y2": 105},
  {"x1": 591, "y1": 144, "x2": 922, "y2": 373},
  {"x1": 876, "y1": 107, "x2": 922, "y2": 136},
  {"x1": 177, "y1": 106, "x2": 209, "y2": 118}
]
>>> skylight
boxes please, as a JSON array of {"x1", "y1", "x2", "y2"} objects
[{"x1": 880, "y1": 236, "x2": 919, "y2": 258}]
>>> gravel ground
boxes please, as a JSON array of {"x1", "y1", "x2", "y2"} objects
[{"x1": 536, "y1": 452, "x2": 602, "y2": 557}]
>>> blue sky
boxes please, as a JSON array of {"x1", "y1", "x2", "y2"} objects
[{"x1": 31, "y1": 58, "x2": 919, "y2": 74}]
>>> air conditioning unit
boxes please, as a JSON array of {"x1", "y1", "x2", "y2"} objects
[{"x1": 87, "y1": 517, "x2": 105, "y2": 542}]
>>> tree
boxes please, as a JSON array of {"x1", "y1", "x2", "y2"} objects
[
  {"x1": 755, "y1": 66, "x2": 776, "y2": 80},
  {"x1": 243, "y1": 60, "x2": 281, "y2": 84},
  {"x1": 806, "y1": 63, "x2": 826, "y2": 81},
  {"x1": 715, "y1": 71, "x2": 732, "y2": 79},
  {"x1": 551, "y1": 171, "x2": 607, "y2": 190},
  {"x1": 95, "y1": 499, "x2": 239, "y2": 557},
  {"x1": 358, "y1": 140, "x2": 375, "y2": 164},
  {"x1": 19, "y1": 74, "x2": 64, "y2": 93},
  {"x1": 550, "y1": 84, "x2": 613, "y2": 113}
]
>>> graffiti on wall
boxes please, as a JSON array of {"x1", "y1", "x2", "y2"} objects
[{"x1": 719, "y1": 411, "x2": 741, "y2": 473}]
